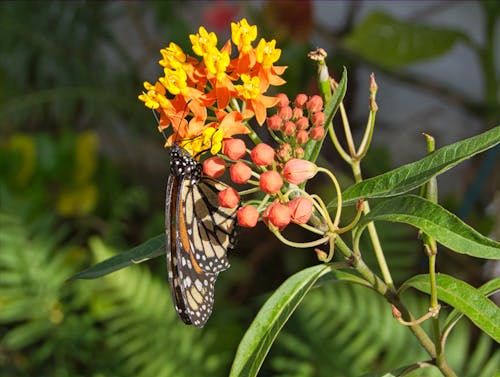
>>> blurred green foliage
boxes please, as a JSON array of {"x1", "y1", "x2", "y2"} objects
[{"x1": 1, "y1": 1, "x2": 498, "y2": 377}]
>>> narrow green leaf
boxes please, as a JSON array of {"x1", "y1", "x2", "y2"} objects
[
  {"x1": 68, "y1": 234, "x2": 165, "y2": 280},
  {"x1": 333, "y1": 126, "x2": 500, "y2": 207},
  {"x1": 443, "y1": 277, "x2": 500, "y2": 332},
  {"x1": 343, "y1": 11, "x2": 469, "y2": 68},
  {"x1": 229, "y1": 264, "x2": 334, "y2": 377},
  {"x1": 401, "y1": 274, "x2": 500, "y2": 343},
  {"x1": 354, "y1": 195, "x2": 500, "y2": 259},
  {"x1": 304, "y1": 68, "x2": 347, "y2": 163}
]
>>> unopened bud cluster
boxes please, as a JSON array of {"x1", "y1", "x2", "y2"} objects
[
  {"x1": 201, "y1": 92, "x2": 325, "y2": 230},
  {"x1": 267, "y1": 93, "x2": 326, "y2": 162}
]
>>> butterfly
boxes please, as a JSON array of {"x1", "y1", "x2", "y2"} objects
[{"x1": 165, "y1": 142, "x2": 239, "y2": 327}]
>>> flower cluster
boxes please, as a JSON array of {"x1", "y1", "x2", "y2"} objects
[
  {"x1": 140, "y1": 19, "x2": 329, "y2": 232},
  {"x1": 138, "y1": 18, "x2": 286, "y2": 157}
]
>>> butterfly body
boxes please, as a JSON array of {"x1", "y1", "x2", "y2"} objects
[{"x1": 166, "y1": 144, "x2": 238, "y2": 327}]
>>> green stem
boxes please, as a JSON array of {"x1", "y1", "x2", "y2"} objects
[{"x1": 351, "y1": 161, "x2": 395, "y2": 291}]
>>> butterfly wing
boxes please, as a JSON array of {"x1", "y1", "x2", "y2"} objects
[
  {"x1": 166, "y1": 169, "x2": 238, "y2": 327},
  {"x1": 186, "y1": 177, "x2": 238, "y2": 274}
]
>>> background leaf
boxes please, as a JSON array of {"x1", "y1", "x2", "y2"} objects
[
  {"x1": 334, "y1": 126, "x2": 500, "y2": 207},
  {"x1": 342, "y1": 11, "x2": 469, "y2": 68},
  {"x1": 69, "y1": 234, "x2": 165, "y2": 280},
  {"x1": 354, "y1": 195, "x2": 500, "y2": 259},
  {"x1": 401, "y1": 274, "x2": 500, "y2": 343}
]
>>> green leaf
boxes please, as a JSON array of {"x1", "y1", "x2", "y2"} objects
[
  {"x1": 304, "y1": 67, "x2": 347, "y2": 163},
  {"x1": 354, "y1": 195, "x2": 500, "y2": 259},
  {"x1": 342, "y1": 11, "x2": 469, "y2": 68},
  {"x1": 443, "y1": 277, "x2": 500, "y2": 331},
  {"x1": 401, "y1": 274, "x2": 500, "y2": 343},
  {"x1": 229, "y1": 264, "x2": 334, "y2": 377},
  {"x1": 333, "y1": 126, "x2": 500, "y2": 207},
  {"x1": 68, "y1": 234, "x2": 165, "y2": 280}
]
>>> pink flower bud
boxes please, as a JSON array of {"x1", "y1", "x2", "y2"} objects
[
  {"x1": 259, "y1": 170, "x2": 283, "y2": 194},
  {"x1": 283, "y1": 121, "x2": 296, "y2": 136},
  {"x1": 203, "y1": 156, "x2": 226, "y2": 178},
  {"x1": 266, "y1": 114, "x2": 282, "y2": 131},
  {"x1": 230, "y1": 161, "x2": 252, "y2": 184},
  {"x1": 278, "y1": 106, "x2": 293, "y2": 121},
  {"x1": 310, "y1": 126, "x2": 325, "y2": 140},
  {"x1": 294, "y1": 147, "x2": 304, "y2": 159},
  {"x1": 311, "y1": 111, "x2": 325, "y2": 127},
  {"x1": 218, "y1": 187, "x2": 240, "y2": 208},
  {"x1": 295, "y1": 116, "x2": 309, "y2": 130},
  {"x1": 268, "y1": 202, "x2": 291, "y2": 228},
  {"x1": 294, "y1": 93, "x2": 308, "y2": 108},
  {"x1": 237, "y1": 205, "x2": 259, "y2": 228},
  {"x1": 223, "y1": 138, "x2": 246, "y2": 160},
  {"x1": 288, "y1": 197, "x2": 312, "y2": 224},
  {"x1": 296, "y1": 129, "x2": 309, "y2": 145},
  {"x1": 282, "y1": 158, "x2": 317, "y2": 184},
  {"x1": 276, "y1": 93, "x2": 290, "y2": 108},
  {"x1": 306, "y1": 95, "x2": 323, "y2": 113},
  {"x1": 251, "y1": 143, "x2": 275, "y2": 166},
  {"x1": 277, "y1": 143, "x2": 292, "y2": 162},
  {"x1": 292, "y1": 107, "x2": 303, "y2": 120}
]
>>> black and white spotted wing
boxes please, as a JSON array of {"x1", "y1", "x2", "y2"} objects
[{"x1": 166, "y1": 144, "x2": 238, "y2": 327}]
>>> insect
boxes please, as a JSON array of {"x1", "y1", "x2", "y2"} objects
[{"x1": 166, "y1": 142, "x2": 239, "y2": 327}]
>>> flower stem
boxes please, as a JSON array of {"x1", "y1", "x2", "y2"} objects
[{"x1": 351, "y1": 160, "x2": 395, "y2": 291}]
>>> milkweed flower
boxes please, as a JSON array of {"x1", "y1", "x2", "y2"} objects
[
  {"x1": 139, "y1": 18, "x2": 286, "y2": 158},
  {"x1": 282, "y1": 158, "x2": 317, "y2": 184}
]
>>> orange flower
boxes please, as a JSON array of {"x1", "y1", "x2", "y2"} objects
[{"x1": 235, "y1": 74, "x2": 280, "y2": 125}]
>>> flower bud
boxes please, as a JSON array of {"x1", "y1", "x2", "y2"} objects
[
  {"x1": 237, "y1": 205, "x2": 259, "y2": 228},
  {"x1": 203, "y1": 156, "x2": 226, "y2": 178},
  {"x1": 278, "y1": 105, "x2": 293, "y2": 121},
  {"x1": 310, "y1": 126, "x2": 325, "y2": 140},
  {"x1": 292, "y1": 107, "x2": 303, "y2": 120},
  {"x1": 294, "y1": 93, "x2": 308, "y2": 108},
  {"x1": 295, "y1": 116, "x2": 309, "y2": 130},
  {"x1": 230, "y1": 161, "x2": 252, "y2": 184},
  {"x1": 218, "y1": 187, "x2": 240, "y2": 208},
  {"x1": 296, "y1": 129, "x2": 309, "y2": 145},
  {"x1": 283, "y1": 121, "x2": 296, "y2": 136},
  {"x1": 223, "y1": 138, "x2": 246, "y2": 160},
  {"x1": 268, "y1": 202, "x2": 291, "y2": 228},
  {"x1": 294, "y1": 147, "x2": 304, "y2": 159},
  {"x1": 259, "y1": 170, "x2": 283, "y2": 194},
  {"x1": 288, "y1": 197, "x2": 312, "y2": 224},
  {"x1": 251, "y1": 143, "x2": 275, "y2": 166},
  {"x1": 277, "y1": 143, "x2": 292, "y2": 162},
  {"x1": 282, "y1": 158, "x2": 317, "y2": 184},
  {"x1": 306, "y1": 95, "x2": 323, "y2": 113},
  {"x1": 276, "y1": 93, "x2": 290, "y2": 108},
  {"x1": 266, "y1": 114, "x2": 282, "y2": 131},
  {"x1": 311, "y1": 111, "x2": 325, "y2": 127}
]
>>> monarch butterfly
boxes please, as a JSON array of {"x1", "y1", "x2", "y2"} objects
[{"x1": 166, "y1": 142, "x2": 239, "y2": 327}]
